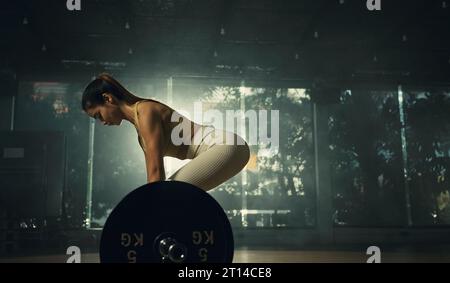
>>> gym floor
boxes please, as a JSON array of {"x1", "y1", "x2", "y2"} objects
[{"x1": 1, "y1": 249, "x2": 450, "y2": 263}]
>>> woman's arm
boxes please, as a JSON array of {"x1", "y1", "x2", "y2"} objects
[{"x1": 137, "y1": 104, "x2": 167, "y2": 183}]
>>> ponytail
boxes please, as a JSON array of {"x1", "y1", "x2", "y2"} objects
[{"x1": 81, "y1": 73, "x2": 161, "y2": 111}]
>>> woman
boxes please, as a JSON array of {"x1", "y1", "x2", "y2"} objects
[{"x1": 81, "y1": 73, "x2": 250, "y2": 192}]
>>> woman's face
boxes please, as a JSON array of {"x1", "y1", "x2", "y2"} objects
[{"x1": 85, "y1": 93, "x2": 123, "y2": 126}]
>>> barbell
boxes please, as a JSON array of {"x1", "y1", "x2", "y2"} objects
[{"x1": 99, "y1": 181, "x2": 234, "y2": 263}]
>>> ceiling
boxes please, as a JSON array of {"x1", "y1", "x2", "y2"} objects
[{"x1": 1, "y1": 0, "x2": 450, "y2": 87}]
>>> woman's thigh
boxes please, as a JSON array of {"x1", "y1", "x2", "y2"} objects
[{"x1": 167, "y1": 142, "x2": 250, "y2": 191}]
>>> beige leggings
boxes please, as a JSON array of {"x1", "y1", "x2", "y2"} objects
[{"x1": 167, "y1": 126, "x2": 250, "y2": 191}]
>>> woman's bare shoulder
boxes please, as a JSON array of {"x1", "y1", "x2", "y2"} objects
[
  {"x1": 138, "y1": 99, "x2": 169, "y2": 112},
  {"x1": 137, "y1": 99, "x2": 175, "y2": 123}
]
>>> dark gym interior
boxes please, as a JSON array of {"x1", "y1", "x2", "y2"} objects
[{"x1": 1, "y1": 0, "x2": 450, "y2": 263}]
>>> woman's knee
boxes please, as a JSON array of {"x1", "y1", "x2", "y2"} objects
[
  {"x1": 242, "y1": 143, "x2": 250, "y2": 165},
  {"x1": 232, "y1": 142, "x2": 250, "y2": 171},
  {"x1": 235, "y1": 135, "x2": 250, "y2": 163}
]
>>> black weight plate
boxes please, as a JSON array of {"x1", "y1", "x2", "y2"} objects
[{"x1": 100, "y1": 181, "x2": 234, "y2": 263}]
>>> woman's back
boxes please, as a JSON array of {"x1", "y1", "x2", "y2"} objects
[{"x1": 134, "y1": 99, "x2": 203, "y2": 160}]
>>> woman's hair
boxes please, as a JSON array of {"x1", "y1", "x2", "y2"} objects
[{"x1": 81, "y1": 73, "x2": 158, "y2": 111}]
